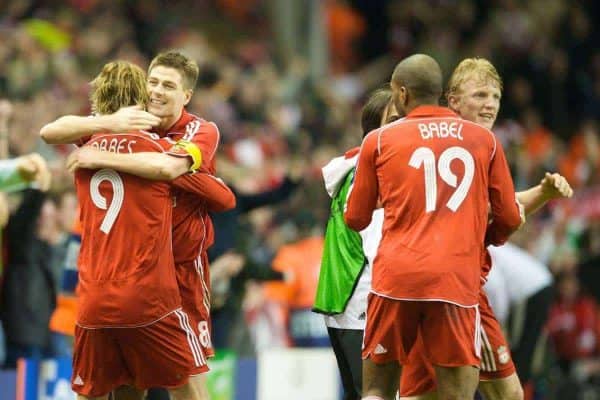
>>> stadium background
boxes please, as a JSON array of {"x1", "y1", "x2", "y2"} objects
[{"x1": 0, "y1": 0, "x2": 598, "y2": 399}]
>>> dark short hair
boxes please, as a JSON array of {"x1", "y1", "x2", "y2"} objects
[
  {"x1": 361, "y1": 88, "x2": 393, "y2": 137},
  {"x1": 149, "y1": 51, "x2": 199, "y2": 91},
  {"x1": 391, "y1": 54, "x2": 443, "y2": 104}
]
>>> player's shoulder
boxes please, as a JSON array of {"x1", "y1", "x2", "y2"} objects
[
  {"x1": 186, "y1": 112, "x2": 218, "y2": 132},
  {"x1": 182, "y1": 112, "x2": 220, "y2": 144},
  {"x1": 459, "y1": 118, "x2": 496, "y2": 140},
  {"x1": 359, "y1": 117, "x2": 408, "y2": 155},
  {"x1": 363, "y1": 117, "x2": 407, "y2": 143}
]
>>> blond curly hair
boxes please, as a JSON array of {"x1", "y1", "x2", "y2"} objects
[
  {"x1": 90, "y1": 61, "x2": 148, "y2": 115},
  {"x1": 446, "y1": 58, "x2": 503, "y2": 100}
]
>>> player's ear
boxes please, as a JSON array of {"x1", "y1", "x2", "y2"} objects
[
  {"x1": 183, "y1": 89, "x2": 193, "y2": 106},
  {"x1": 399, "y1": 86, "x2": 409, "y2": 108},
  {"x1": 447, "y1": 94, "x2": 459, "y2": 110}
]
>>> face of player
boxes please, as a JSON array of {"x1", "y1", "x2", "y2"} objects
[
  {"x1": 380, "y1": 101, "x2": 400, "y2": 126},
  {"x1": 147, "y1": 66, "x2": 192, "y2": 128},
  {"x1": 391, "y1": 82, "x2": 407, "y2": 118},
  {"x1": 448, "y1": 79, "x2": 501, "y2": 130}
]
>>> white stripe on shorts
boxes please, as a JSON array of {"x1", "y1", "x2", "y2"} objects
[
  {"x1": 175, "y1": 309, "x2": 206, "y2": 367},
  {"x1": 480, "y1": 326, "x2": 497, "y2": 372},
  {"x1": 182, "y1": 309, "x2": 206, "y2": 366},
  {"x1": 474, "y1": 304, "x2": 481, "y2": 360}
]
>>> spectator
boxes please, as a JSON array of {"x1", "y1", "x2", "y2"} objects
[
  {"x1": 1, "y1": 188, "x2": 61, "y2": 368},
  {"x1": 547, "y1": 272, "x2": 600, "y2": 376}
]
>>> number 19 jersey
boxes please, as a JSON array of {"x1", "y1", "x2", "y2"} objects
[
  {"x1": 345, "y1": 106, "x2": 523, "y2": 306},
  {"x1": 75, "y1": 132, "x2": 181, "y2": 328}
]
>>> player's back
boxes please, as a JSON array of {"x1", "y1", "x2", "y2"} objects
[
  {"x1": 369, "y1": 106, "x2": 518, "y2": 305},
  {"x1": 75, "y1": 132, "x2": 180, "y2": 328}
]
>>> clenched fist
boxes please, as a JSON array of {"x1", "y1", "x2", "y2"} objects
[
  {"x1": 16, "y1": 153, "x2": 51, "y2": 192},
  {"x1": 540, "y1": 172, "x2": 573, "y2": 199}
]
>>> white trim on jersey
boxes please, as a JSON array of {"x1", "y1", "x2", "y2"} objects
[
  {"x1": 77, "y1": 307, "x2": 178, "y2": 329},
  {"x1": 194, "y1": 213, "x2": 211, "y2": 317},
  {"x1": 369, "y1": 290, "x2": 479, "y2": 309},
  {"x1": 376, "y1": 117, "x2": 406, "y2": 156},
  {"x1": 195, "y1": 256, "x2": 211, "y2": 317},
  {"x1": 487, "y1": 129, "x2": 497, "y2": 161},
  {"x1": 206, "y1": 121, "x2": 221, "y2": 160},
  {"x1": 175, "y1": 309, "x2": 206, "y2": 367}
]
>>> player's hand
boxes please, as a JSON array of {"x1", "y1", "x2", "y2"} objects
[
  {"x1": 16, "y1": 153, "x2": 51, "y2": 192},
  {"x1": 66, "y1": 147, "x2": 101, "y2": 173},
  {"x1": 0, "y1": 193, "x2": 9, "y2": 228},
  {"x1": 541, "y1": 172, "x2": 573, "y2": 199},
  {"x1": 108, "y1": 105, "x2": 161, "y2": 133}
]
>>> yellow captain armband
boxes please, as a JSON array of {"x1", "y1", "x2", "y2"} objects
[{"x1": 173, "y1": 140, "x2": 202, "y2": 171}]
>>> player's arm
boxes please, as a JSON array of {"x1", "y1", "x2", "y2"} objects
[
  {"x1": 40, "y1": 106, "x2": 160, "y2": 144},
  {"x1": 160, "y1": 122, "x2": 234, "y2": 211},
  {"x1": 344, "y1": 133, "x2": 379, "y2": 231},
  {"x1": 67, "y1": 143, "x2": 236, "y2": 211},
  {"x1": 66, "y1": 146, "x2": 192, "y2": 180},
  {"x1": 516, "y1": 172, "x2": 573, "y2": 216},
  {"x1": 171, "y1": 173, "x2": 236, "y2": 212},
  {"x1": 486, "y1": 139, "x2": 524, "y2": 246}
]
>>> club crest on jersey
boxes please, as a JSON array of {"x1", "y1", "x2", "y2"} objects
[{"x1": 497, "y1": 345, "x2": 510, "y2": 364}]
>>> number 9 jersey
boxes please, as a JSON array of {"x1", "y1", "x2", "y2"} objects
[
  {"x1": 344, "y1": 106, "x2": 523, "y2": 307},
  {"x1": 74, "y1": 131, "x2": 181, "y2": 328}
]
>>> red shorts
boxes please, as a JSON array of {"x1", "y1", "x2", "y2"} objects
[
  {"x1": 72, "y1": 309, "x2": 208, "y2": 397},
  {"x1": 399, "y1": 334, "x2": 437, "y2": 397},
  {"x1": 363, "y1": 294, "x2": 480, "y2": 368},
  {"x1": 176, "y1": 253, "x2": 214, "y2": 363},
  {"x1": 478, "y1": 291, "x2": 516, "y2": 380},
  {"x1": 399, "y1": 291, "x2": 515, "y2": 396}
]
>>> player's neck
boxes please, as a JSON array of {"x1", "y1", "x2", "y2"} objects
[
  {"x1": 404, "y1": 99, "x2": 439, "y2": 115},
  {"x1": 158, "y1": 109, "x2": 184, "y2": 132}
]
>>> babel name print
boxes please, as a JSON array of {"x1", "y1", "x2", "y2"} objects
[{"x1": 418, "y1": 122, "x2": 464, "y2": 141}]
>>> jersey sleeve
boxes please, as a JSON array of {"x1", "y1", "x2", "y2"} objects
[
  {"x1": 344, "y1": 132, "x2": 379, "y2": 231},
  {"x1": 171, "y1": 172, "x2": 236, "y2": 212},
  {"x1": 486, "y1": 138, "x2": 523, "y2": 246},
  {"x1": 166, "y1": 140, "x2": 202, "y2": 171},
  {"x1": 169, "y1": 120, "x2": 219, "y2": 173}
]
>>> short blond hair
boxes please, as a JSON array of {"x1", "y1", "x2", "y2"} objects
[
  {"x1": 149, "y1": 51, "x2": 199, "y2": 91},
  {"x1": 90, "y1": 61, "x2": 148, "y2": 115},
  {"x1": 446, "y1": 58, "x2": 503, "y2": 100}
]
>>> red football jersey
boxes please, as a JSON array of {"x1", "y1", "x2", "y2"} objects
[
  {"x1": 345, "y1": 106, "x2": 522, "y2": 306},
  {"x1": 157, "y1": 110, "x2": 225, "y2": 264},
  {"x1": 75, "y1": 132, "x2": 180, "y2": 328}
]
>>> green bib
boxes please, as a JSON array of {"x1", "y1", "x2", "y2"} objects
[{"x1": 313, "y1": 170, "x2": 365, "y2": 315}]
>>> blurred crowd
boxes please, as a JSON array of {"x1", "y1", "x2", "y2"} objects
[{"x1": 0, "y1": 0, "x2": 598, "y2": 398}]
